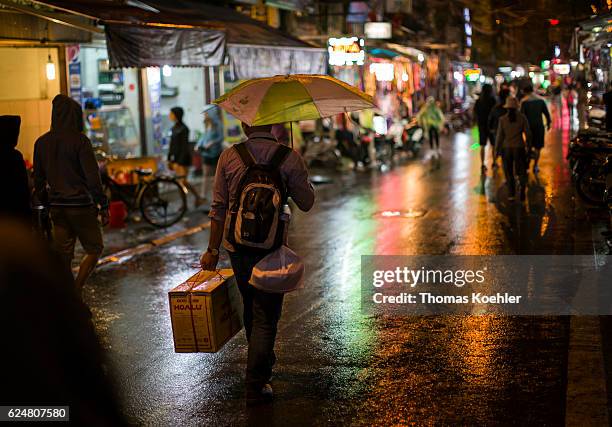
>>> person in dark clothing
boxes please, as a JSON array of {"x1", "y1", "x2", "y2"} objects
[
  {"x1": 0, "y1": 221, "x2": 126, "y2": 426},
  {"x1": 200, "y1": 123, "x2": 315, "y2": 401},
  {"x1": 168, "y1": 106, "x2": 203, "y2": 207},
  {"x1": 34, "y1": 94, "x2": 109, "y2": 299},
  {"x1": 520, "y1": 85, "x2": 551, "y2": 174},
  {"x1": 496, "y1": 96, "x2": 531, "y2": 202},
  {"x1": 488, "y1": 88, "x2": 510, "y2": 169},
  {"x1": 474, "y1": 84, "x2": 497, "y2": 173},
  {"x1": 603, "y1": 83, "x2": 612, "y2": 131},
  {"x1": 0, "y1": 116, "x2": 30, "y2": 223}
]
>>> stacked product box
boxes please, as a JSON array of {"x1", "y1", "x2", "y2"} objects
[{"x1": 169, "y1": 269, "x2": 243, "y2": 353}]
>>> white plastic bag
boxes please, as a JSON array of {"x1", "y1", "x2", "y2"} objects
[{"x1": 249, "y1": 245, "x2": 304, "y2": 293}]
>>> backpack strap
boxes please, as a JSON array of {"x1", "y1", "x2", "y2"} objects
[
  {"x1": 233, "y1": 142, "x2": 255, "y2": 167},
  {"x1": 269, "y1": 144, "x2": 292, "y2": 169}
]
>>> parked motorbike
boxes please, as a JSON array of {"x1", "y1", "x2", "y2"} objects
[
  {"x1": 397, "y1": 118, "x2": 425, "y2": 157},
  {"x1": 302, "y1": 135, "x2": 343, "y2": 169},
  {"x1": 568, "y1": 130, "x2": 612, "y2": 206}
]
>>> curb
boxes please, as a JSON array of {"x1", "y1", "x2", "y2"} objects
[{"x1": 73, "y1": 221, "x2": 211, "y2": 272}]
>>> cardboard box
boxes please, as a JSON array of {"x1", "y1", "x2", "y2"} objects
[{"x1": 169, "y1": 269, "x2": 243, "y2": 353}]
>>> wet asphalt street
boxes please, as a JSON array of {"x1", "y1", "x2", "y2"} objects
[{"x1": 85, "y1": 116, "x2": 610, "y2": 426}]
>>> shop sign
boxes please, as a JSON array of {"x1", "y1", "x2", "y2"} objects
[
  {"x1": 66, "y1": 45, "x2": 82, "y2": 105},
  {"x1": 552, "y1": 63, "x2": 570, "y2": 75},
  {"x1": 365, "y1": 22, "x2": 392, "y2": 39},
  {"x1": 328, "y1": 37, "x2": 365, "y2": 66},
  {"x1": 463, "y1": 68, "x2": 480, "y2": 82}
]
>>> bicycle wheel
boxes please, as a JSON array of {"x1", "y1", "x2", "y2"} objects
[{"x1": 139, "y1": 177, "x2": 187, "y2": 228}]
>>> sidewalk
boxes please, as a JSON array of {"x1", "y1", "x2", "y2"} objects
[
  {"x1": 73, "y1": 203, "x2": 211, "y2": 265},
  {"x1": 72, "y1": 170, "x2": 335, "y2": 267}
]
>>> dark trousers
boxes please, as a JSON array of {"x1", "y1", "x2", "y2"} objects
[
  {"x1": 229, "y1": 251, "x2": 284, "y2": 391},
  {"x1": 428, "y1": 127, "x2": 440, "y2": 149},
  {"x1": 502, "y1": 147, "x2": 527, "y2": 196}
]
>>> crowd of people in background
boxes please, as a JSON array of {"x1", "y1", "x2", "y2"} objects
[{"x1": 471, "y1": 80, "x2": 554, "y2": 203}]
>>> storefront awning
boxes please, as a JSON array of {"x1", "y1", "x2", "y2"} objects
[
  {"x1": 105, "y1": 24, "x2": 225, "y2": 68},
  {"x1": 227, "y1": 44, "x2": 326, "y2": 80},
  {"x1": 30, "y1": 0, "x2": 325, "y2": 73}
]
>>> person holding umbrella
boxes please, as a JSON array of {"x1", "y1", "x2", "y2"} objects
[{"x1": 200, "y1": 74, "x2": 373, "y2": 401}]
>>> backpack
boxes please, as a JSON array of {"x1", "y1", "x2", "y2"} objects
[{"x1": 227, "y1": 141, "x2": 292, "y2": 253}]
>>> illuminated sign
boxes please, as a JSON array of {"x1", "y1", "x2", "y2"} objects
[
  {"x1": 553, "y1": 63, "x2": 570, "y2": 75},
  {"x1": 540, "y1": 60, "x2": 550, "y2": 69},
  {"x1": 364, "y1": 22, "x2": 392, "y2": 39},
  {"x1": 328, "y1": 37, "x2": 365, "y2": 66},
  {"x1": 463, "y1": 68, "x2": 481, "y2": 82},
  {"x1": 369, "y1": 62, "x2": 394, "y2": 81}
]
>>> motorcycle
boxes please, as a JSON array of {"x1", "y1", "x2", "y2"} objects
[
  {"x1": 568, "y1": 130, "x2": 612, "y2": 206},
  {"x1": 396, "y1": 118, "x2": 425, "y2": 157}
]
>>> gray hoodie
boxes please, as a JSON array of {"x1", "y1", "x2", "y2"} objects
[{"x1": 34, "y1": 95, "x2": 107, "y2": 208}]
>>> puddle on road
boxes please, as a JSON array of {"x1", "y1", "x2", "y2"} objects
[{"x1": 372, "y1": 209, "x2": 428, "y2": 219}]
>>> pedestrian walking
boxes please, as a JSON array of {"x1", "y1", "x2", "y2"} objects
[
  {"x1": 168, "y1": 106, "x2": 204, "y2": 207},
  {"x1": 520, "y1": 85, "x2": 551, "y2": 174},
  {"x1": 33, "y1": 94, "x2": 109, "y2": 299},
  {"x1": 496, "y1": 96, "x2": 531, "y2": 202},
  {"x1": 567, "y1": 85, "x2": 577, "y2": 122},
  {"x1": 416, "y1": 97, "x2": 445, "y2": 157},
  {"x1": 488, "y1": 88, "x2": 510, "y2": 170},
  {"x1": 474, "y1": 84, "x2": 497, "y2": 173},
  {"x1": 0, "y1": 115, "x2": 31, "y2": 223},
  {"x1": 200, "y1": 122, "x2": 314, "y2": 401},
  {"x1": 197, "y1": 114, "x2": 223, "y2": 203},
  {"x1": 576, "y1": 81, "x2": 588, "y2": 130}
]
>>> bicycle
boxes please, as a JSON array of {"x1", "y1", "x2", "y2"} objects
[{"x1": 96, "y1": 151, "x2": 188, "y2": 228}]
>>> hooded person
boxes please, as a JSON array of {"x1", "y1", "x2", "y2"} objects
[
  {"x1": 33, "y1": 94, "x2": 109, "y2": 299},
  {"x1": 0, "y1": 115, "x2": 31, "y2": 223}
]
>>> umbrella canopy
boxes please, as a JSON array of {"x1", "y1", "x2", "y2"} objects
[{"x1": 213, "y1": 74, "x2": 374, "y2": 126}]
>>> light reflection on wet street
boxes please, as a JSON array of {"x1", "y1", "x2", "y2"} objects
[{"x1": 86, "y1": 122, "x2": 604, "y2": 425}]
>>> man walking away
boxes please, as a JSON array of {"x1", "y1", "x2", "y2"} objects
[
  {"x1": 200, "y1": 122, "x2": 314, "y2": 401},
  {"x1": 34, "y1": 94, "x2": 109, "y2": 299},
  {"x1": 474, "y1": 84, "x2": 497, "y2": 173},
  {"x1": 520, "y1": 85, "x2": 551, "y2": 174},
  {"x1": 0, "y1": 115, "x2": 31, "y2": 223}
]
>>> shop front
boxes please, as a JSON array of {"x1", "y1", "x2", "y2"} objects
[{"x1": 0, "y1": 6, "x2": 93, "y2": 162}]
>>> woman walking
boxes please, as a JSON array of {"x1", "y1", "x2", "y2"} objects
[
  {"x1": 168, "y1": 107, "x2": 203, "y2": 207},
  {"x1": 488, "y1": 88, "x2": 510, "y2": 170},
  {"x1": 416, "y1": 97, "x2": 445, "y2": 158},
  {"x1": 495, "y1": 96, "x2": 531, "y2": 202},
  {"x1": 197, "y1": 114, "x2": 223, "y2": 203}
]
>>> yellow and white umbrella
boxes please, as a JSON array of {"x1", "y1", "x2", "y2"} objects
[{"x1": 213, "y1": 74, "x2": 374, "y2": 126}]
